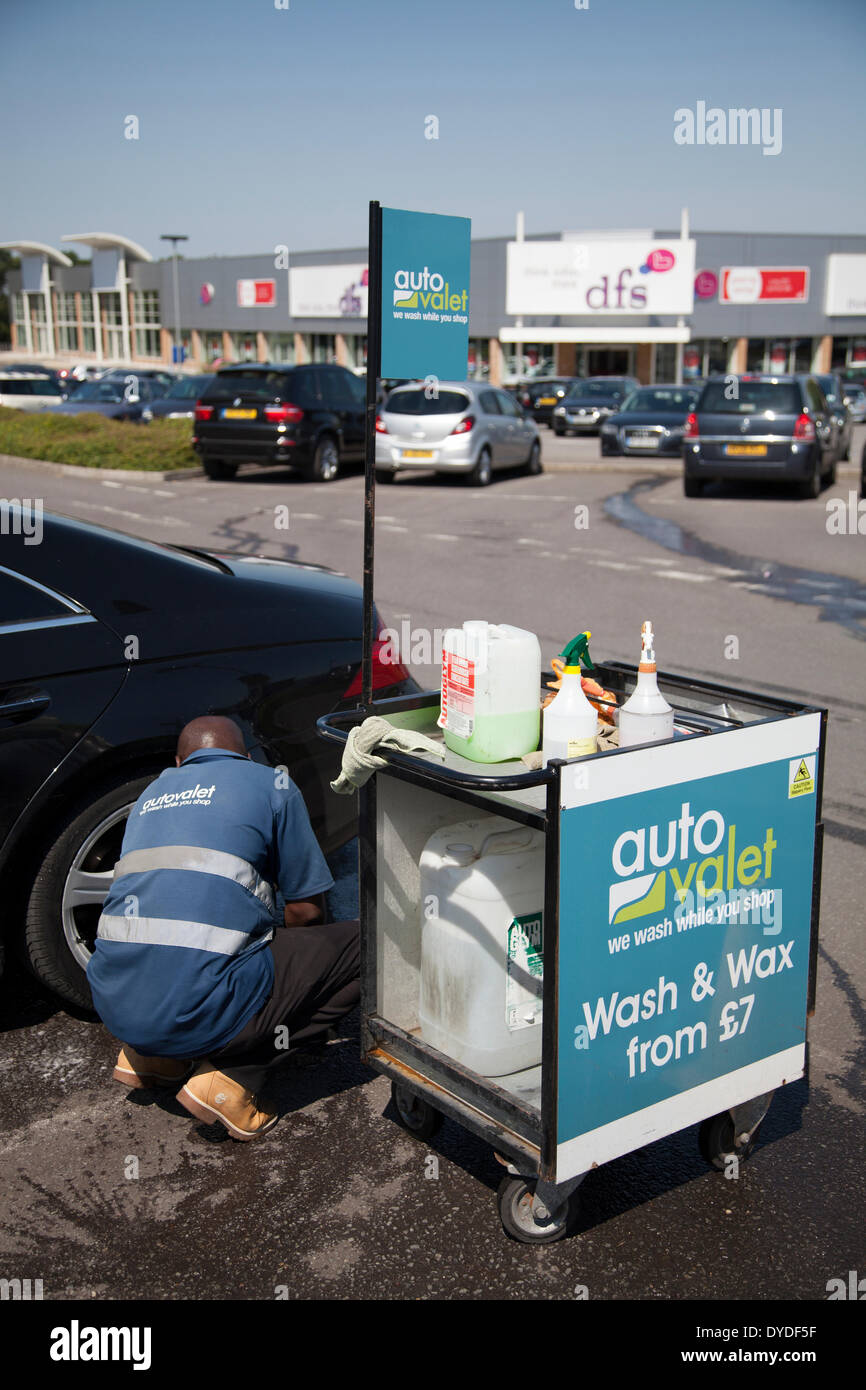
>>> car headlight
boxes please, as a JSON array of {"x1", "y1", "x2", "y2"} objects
[{"x1": 554, "y1": 406, "x2": 566, "y2": 415}]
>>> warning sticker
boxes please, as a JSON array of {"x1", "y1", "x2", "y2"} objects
[
  {"x1": 506, "y1": 912, "x2": 544, "y2": 1031},
  {"x1": 438, "y1": 651, "x2": 476, "y2": 738},
  {"x1": 788, "y1": 755, "x2": 816, "y2": 798}
]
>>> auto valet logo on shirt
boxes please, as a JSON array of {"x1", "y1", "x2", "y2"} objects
[
  {"x1": 392, "y1": 265, "x2": 469, "y2": 323},
  {"x1": 140, "y1": 783, "x2": 217, "y2": 815},
  {"x1": 606, "y1": 799, "x2": 779, "y2": 948}
]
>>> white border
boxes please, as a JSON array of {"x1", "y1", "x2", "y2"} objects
[
  {"x1": 560, "y1": 712, "x2": 821, "y2": 809},
  {"x1": 556, "y1": 1045, "x2": 804, "y2": 1180}
]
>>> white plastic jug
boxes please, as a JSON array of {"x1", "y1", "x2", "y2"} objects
[
  {"x1": 419, "y1": 816, "x2": 545, "y2": 1077},
  {"x1": 438, "y1": 621, "x2": 541, "y2": 763}
]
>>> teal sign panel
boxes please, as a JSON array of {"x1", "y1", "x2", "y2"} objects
[{"x1": 380, "y1": 207, "x2": 471, "y2": 380}]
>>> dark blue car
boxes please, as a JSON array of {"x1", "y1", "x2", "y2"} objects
[{"x1": 601, "y1": 384, "x2": 701, "y2": 457}]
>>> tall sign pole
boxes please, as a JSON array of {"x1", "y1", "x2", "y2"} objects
[{"x1": 362, "y1": 202, "x2": 383, "y2": 712}]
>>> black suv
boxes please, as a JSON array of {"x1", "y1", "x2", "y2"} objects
[
  {"x1": 192, "y1": 363, "x2": 366, "y2": 481},
  {"x1": 683, "y1": 374, "x2": 837, "y2": 499}
]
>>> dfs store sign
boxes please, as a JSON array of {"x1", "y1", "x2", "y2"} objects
[{"x1": 507, "y1": 239, "x2": 696, "y2": 316}]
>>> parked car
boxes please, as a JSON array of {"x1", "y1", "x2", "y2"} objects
[
  {"x1": 814, "y1": 373, "x2": 853, "y2": 461},
  {"x1": 516, "y1": 378, "x2": 584, "y2": 426},
  {"x1": 0, "y1": 508, "x2": 415, "y2": 1005},
  {"x1": 48, "y1": 377, "x2": 160, "y2": 421},
  {"x1": 843, "y1": 383, "x2": 866, "y2": 424},
  {"x1": 552, "y1": 377, "x2": 640, "y2": 435},
  {"x1": 0, "y1": 371, "x2": 65, "y2": 411},
  {"x1": 374, "y1": 381, "x2": 542, "y2": 485},
  {"x1": 600, "y1": 384, "x2": 701, "y2": 457},
  {"x1": 683, "y1": 374, "x2": 836, "y2": 498},
  {"x1": 192, "y1": 363, "x2": 366, "y2": 481},
  {"x1": 100, "y1": 368, "x2": 180, "y2": 399},
  {"x1": 147, "y1": 373, "x2": 214, "y2": 419}
]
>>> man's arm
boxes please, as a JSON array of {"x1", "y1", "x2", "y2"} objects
[{"x1": 283, "y1": 893, "x2": 327, "y2": 928}]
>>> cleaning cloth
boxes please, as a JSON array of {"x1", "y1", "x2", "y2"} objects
[{"x1": 330, "y1": 716, "x2": 446, "y2": 794}]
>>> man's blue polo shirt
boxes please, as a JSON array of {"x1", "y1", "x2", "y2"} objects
[{"x1": 87, "y1": 748, "x2": 334, "y2": 1057}]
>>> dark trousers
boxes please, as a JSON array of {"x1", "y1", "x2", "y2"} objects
[{"x1": 207, "y1": 919, "x2": 360, "y2": 1092}]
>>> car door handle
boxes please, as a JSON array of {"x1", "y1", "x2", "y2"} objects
[{"x1": 0, "y1": 692, "x2": 51, "y2": 720}]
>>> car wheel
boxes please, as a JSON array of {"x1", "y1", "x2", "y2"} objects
[
  {"x1": 307, "y1": 436, "x2": 340, "y2": 483},
  {"x1": 203, "y1": 458, "x2": 238, "y2": 481},
  {"x1": 375, "y1": 469, "x2": 396, "y2": 484},
  {"x1": 684, "y1": 473, "x2": 704, "y2": 497},
  {"x1": 523, "y1": 440, "x2": 542, "y2": 476},
  {"x1": 467, "y1": 448, "x2": 492, "y2": 487},
  {"x1": 23, "y1": 772, "x2": 158, "y2": 1010},
  {"x1": 553, "y1": 424, "x2": 564, "y2": 437}
]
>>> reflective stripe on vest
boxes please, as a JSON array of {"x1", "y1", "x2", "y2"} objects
[
  {"x1": 96, "y1": 913, "x2": 272, "y2": 956},
  {"x1": 113, "y1": 844, "x2": 276, "y2": 914}
]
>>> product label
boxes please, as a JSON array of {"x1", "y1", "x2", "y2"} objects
[
  {"x1": 567, "y1": 736, "x2": 597, "y2": 759},
  {"x1": 506, "y1": 911, "x2": 544, "y2": 1031},
  {"x1": 438, "y1": 651, "x2": 476, "y2": 738}
]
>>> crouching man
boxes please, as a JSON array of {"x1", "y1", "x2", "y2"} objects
[{"x1": 87, "y1": 715, "x2": 360, "y2": 1140}]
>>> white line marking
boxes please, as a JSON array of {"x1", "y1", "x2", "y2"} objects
[
  {"x1": 430, "y1": 533, "x2": 458, "y2": 542},
  {"x1": 591, "y1": 559, "x2": 642, "y2": 572},
  {"x1": 655, "y1": 570, "x2": 711, "y2": 583}
]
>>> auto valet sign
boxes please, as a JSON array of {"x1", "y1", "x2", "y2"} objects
[
  {"x1": 506, "y1": 238, "x2": 696, "y2": 316},
  {"x1": 380, "y1": 207, "x2": 471, "y2": 379},
  {"x1": 553, "y1": 715, "x2": 820, "y2": 1181}
]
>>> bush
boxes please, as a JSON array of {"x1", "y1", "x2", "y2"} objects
[{"x1": 0, "y1": 407, "x2": 198, "y2": 471}]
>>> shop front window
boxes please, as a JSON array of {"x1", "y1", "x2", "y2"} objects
[
  {"x1": 342, "y1": 334, "x2": 366, "y2": 370},
  {"x1": 267, "y1": 333, "x2": 296, "y2": 364},
  {"x1": 467, "y1": 339, "x2": 489, "y2": 379},
  {"x1": 311, "y1": 333, "x2": 336, "y2": 363},
  {"x1": 230, "y1": 333, "x2": 257, "y2": 362}
]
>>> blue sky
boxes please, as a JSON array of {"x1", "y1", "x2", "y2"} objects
[{"x1": 2, "y1": 0, "x2": 864, "y2": 259}]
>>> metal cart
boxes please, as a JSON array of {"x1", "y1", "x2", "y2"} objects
[{"x1": 318, "y1": 667, "x2": 826, "y2": 1243}]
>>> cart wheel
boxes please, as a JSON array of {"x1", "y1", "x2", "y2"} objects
[
  {"x1": 390, "y1": 1082, "x2": 443, "y2": 1140},
  {"x1": 698, "y1": 1110, "x2": 762, "y2": 1171},
  {"x1": 496, "y1": 1175, "x2": 574, "y2": 1244}
]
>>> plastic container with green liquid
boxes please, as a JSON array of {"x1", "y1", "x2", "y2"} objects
[{"x1": 437, "y1": 621, "x2": 541, "y2": 763}]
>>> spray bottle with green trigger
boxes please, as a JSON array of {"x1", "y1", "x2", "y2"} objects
[{"x1": 542, "y1": 631, "x2": 598, "y2": 766}]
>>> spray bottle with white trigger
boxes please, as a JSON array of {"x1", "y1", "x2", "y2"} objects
[{"x1": 617, "y1": 620, "x2": 674, "y2": 748}]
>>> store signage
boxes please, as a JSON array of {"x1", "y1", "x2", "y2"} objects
[
  {"x1": 380, "y1": 206, "x2": 471, "y2": 380},
  {"x1": 720, "y1": 267, "x2": 809, "y2": 304},
  {"x1": 824, "y1": 255, "x2": 866, "y2": 316},
  {"x1": 289, "y1": 264, "x2": 369, "y2": 318},
  {"x1": 694, "y1": 269, "x2": 718, "y2": 299},
  {"x1": 236, "y1": 278, "x2": 276, "y2": 308},
  {"x1": 506, "y1": 239, "x2": 696, "y2": 316},
  {"x1": 554, "y1": 714, "x2": 820, "y2": 1181}
]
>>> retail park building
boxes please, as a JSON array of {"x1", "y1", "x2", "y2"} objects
[{"x1": 3, "y1": 227, "x2": 866, "y2": 383}]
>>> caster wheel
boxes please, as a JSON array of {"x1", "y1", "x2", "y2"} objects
[
  {"x1": 698, "y1": 1110, "x2": 762, "y2": 1171},
  {"x1": 496, "y1": 1175, "x2": 574, "y2": 1244},
  {"x1": 390, "y1": 1082, "x2": 443, "y2": 1140}
]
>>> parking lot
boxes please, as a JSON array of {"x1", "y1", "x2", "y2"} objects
[{"x1": 1, "y1": 433, "x2": 863, "y2": 1301}]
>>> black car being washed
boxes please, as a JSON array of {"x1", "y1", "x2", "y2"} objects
[
  {"x1": 192, "y1": 363, "x2": 366, "y2": 481},
  {"x1": 600, "y1": 383, "x2": 701, "y2": 458},
  {"x1": 0, "y1": 510, "x2": 414, "y2": 1007},
  {"x1": 683, "y1": 374, "x2": 837, "y2": 498}
]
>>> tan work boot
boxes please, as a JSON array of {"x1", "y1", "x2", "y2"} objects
[
  {"x1": 113, "y1": 1045, "x2": 195, "y2": 1090},
  {"x1": 177, "y1": 1063, "x2": 278, "y2": 1141}
]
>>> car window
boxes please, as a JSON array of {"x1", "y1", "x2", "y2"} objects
[
  {"x1": 204, "y1": 370, "x2": 288, "y2": 401},
  {"x1": 287, "y1": 368, "x2": 320, "y2": 406},
  {"x1": 697, "y1": 381, "x2": 802, "y2": 414},
  {"x1": 385, "y1": 389, "x2": 470, "y2": 415},
  {"x1": 479, "y1": 390, "x2": 501, "y2": 415},
  {"x1": 0, "y1": 570, "x2": 74, "y2": 626},
  {"x1": 622, "y1": 388, "x2": 696, "y2": 411},
  {"x1": 805, "y1": 380, "x2": 827, "y2": 413},
  {"x1": 342, "y1": 372, "x2": 366, "y2": 407},
  {"x1": 565, "y1": 380, "x2": 622, "y2": 399},
  {"x1": 496, "y1": 390, "x2": 520, "y2": 417},
  {"x1": 0, "y1": 380, "x2": 30, "y2": 395}
]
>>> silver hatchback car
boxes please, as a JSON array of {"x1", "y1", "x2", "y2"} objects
[{"x1": 375, "y1": 381, "x2": 542, "y2": 485}]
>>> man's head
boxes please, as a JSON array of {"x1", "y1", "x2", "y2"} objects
[{"x1": 175, "y1": 715, "x2": 248, "y2": 767}]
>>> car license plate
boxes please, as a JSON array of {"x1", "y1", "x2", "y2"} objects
[
  {"x1": 222, "y1": 407, "x2": 257, "y2": 419},
  {"x1": 628, "y1": 434, "x2": 659, "y2": 448},
  {"x1": 402, "y1": 449, "x2": 433, "y2": 459},
  {"x1": 538, "y1": 396, "x2": 556, "y2": 405},
  {"x1": 725, "y1": 443, "x2": 767, "y2": 457}
]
